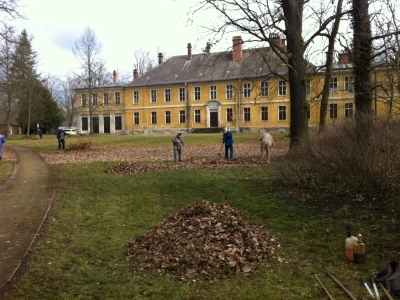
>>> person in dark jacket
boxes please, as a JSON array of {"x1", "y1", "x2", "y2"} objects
[
  {"x1": 57, "y1": 128, "x2": 66, "y2": 150},
  {"x1": 172, "y1": 133, "x2": 184, "y2": 162},
  {"x1": 222, "y1": 128, "x2": 234, "y2": 159}
]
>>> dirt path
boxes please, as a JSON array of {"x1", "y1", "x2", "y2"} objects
[{"x1": 0, "y1": 145, "x2": 58, "y2": 298}]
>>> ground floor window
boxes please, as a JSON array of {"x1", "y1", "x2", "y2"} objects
[
  {"x1": 244, "y1": 107, "x2": 251, "y2": 122},
  {"x1": 345, "y1": 103, "x2": 354, "y2": 118},
  {"x1": 261, "y1": 106, "x2": 268, "y2": 121},
  {"x1": 151, "y1": 112, "x2": 157, "y2": 124},
  {"x1": 227, "y1": 108, "x2": 233, "y2": 122},
  {"x1": 329, "y1": 103, "x2": 338, "y2": 119},
  {"x1": 278, "y1": 106, "x2": 287, "y2": 121},
  {"x1": 134, "y1": 112, "x2": 139, "y2": 125},
  {"x1": 194, "y1": 110, "x2": 201, "y2": 123},
  {"x1": 165, "y1": 111, "x2": 171, "y2": 124},
  {"x1": 179, "y1": 110, "x2": 186, "y2": 124}
]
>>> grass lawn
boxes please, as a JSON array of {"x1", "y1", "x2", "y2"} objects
[{"x1": 2, "y1": 134, "x2": 398, "y2": 300}]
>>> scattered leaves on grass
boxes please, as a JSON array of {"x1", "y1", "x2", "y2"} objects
[{"x1": 126, "y1": 200, "x2": 280, "y2": 282}]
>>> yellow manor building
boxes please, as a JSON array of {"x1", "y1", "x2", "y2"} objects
[{"x1": 75, "y1": 36, "x2": 400, "y2": 135}]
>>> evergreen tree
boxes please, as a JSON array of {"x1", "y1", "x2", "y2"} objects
[{"x1": 10, "y1": 29, "x2": 39, "y2": 135}]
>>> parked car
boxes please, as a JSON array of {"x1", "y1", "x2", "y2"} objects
[{"x1": 64, "y1": 129, "x2": 77, "y2": 135}]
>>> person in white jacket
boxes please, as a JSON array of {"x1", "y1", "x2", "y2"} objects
[{"x1": 259, "y1": 131, "x2": 273, "y2": 163}]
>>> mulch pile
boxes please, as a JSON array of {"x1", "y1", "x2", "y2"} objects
[
  {"x1": 126, "y1": 200, "x2": 280, "y2": 282},
  {"x1": 106, "y1": 158, "x2": 263, "y2": 174}
]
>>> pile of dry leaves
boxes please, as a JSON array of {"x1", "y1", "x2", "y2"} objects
[
  {"x1": 126, "y1": 200, "x2": 280, "y2": 282},
  {"x1": 105, "y1": 158, "x2": 263, "y2": 174}
]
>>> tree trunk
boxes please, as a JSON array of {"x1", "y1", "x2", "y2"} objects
[{"x1": 282, "y1": 0, "x2": 309, "y2": 148}]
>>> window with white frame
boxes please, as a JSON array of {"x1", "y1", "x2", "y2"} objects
[
  {"x1": 179, "y1": 110, "x2": 186, "y2": 123},
  {"x1": 243, "y1": 83, "x2": 251, "y2": 98},
  {"x1": 278, "y1": 106, "x2": 287, "y2": 121},
  {"x1": 179, "y1": 87, "x2": 185, "y2": 101},
  {"x1": 345, "y1": 76, "x2": 354, "y2": 92},
  {"x1": 330, "y1": 77, "x2": 338, "y2": 93},
  {"x1": 226, "y1": 84, "x2": 233, "y2": 99},
  {"x1": 344, "y1": 103, "x2": 354, "y2": 118},
  {"x1": 150, "y1": 90, "x2": 157, "y2": 103},
  {"x1": 92, "y1": 93, "x2": 98, "y2": 105},
  {"x1": 261, "y1": 106, "x2": 268, "y2": 121},
  {"x1": 164, "y1": 89, "x2": 171, "y2": 102},
  {"x1": 306, "y1": 103, "x2": 311, "y2": 120},
  {"x1": 329, "y1": 103, "x2": 338, "y2": 119},
  {"x1": 278, "y1": 81, "x2": 286, "y2": 96},
  {"x1": 103, "y1": 93, "x2": 109, "y2": 105},
  {"x1": 82, "y1": 94, "x2": 87, "y2": 107},
  {"x1": 194, "y1": 87, "x2": 201, "y2": 100},
  {"x1": 227, "y1": 108, "x2": 233, "y2": 122},
  {"x1": 305, "y1": 78, "x2": 311, "y2": 95},
  {"x1": 210, "y1": 85, "x2": 217, "y2": 100},
  {"x1": 194, "y1": 110, "x2": 201, "y2": 123},
  {"x1": 261, "y1": 81, "x2": 269, "y2": 97},
  {"x1": 134, "y1": 112, "x2": 139, "y2": 125},
  {"x1": 151, "y1": 112, "x2": 157, "y2": 124},
  {"x1": 244, "y1": 107, "x2": 251, "y2": 122},
  {"x1": 115, "y1": 92, "x2": 120, "y2": 104},
  {"x1": 165, "y1": 111, "x2": 171, "y2": 124},
  {"x1": 133, "y1": 91, "x2": 139, "y2": 104}
]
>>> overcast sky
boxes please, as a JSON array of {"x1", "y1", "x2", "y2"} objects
[{"x1": 12, "y1": 0, "x2": 229, "y2": 80}]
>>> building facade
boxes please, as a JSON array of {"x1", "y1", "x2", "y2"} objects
[{"x1": 75, "y1": 36, "x2": 400, "y2": 135}]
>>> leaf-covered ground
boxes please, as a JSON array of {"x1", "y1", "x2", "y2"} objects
[{"x1": 39, "y1": 140, "x2": 288, "y2": 165}]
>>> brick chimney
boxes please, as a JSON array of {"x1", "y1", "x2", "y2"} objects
[
  {"x1": 232, "y1": 36, "x2": 243, "y2": 61},
  {"x1": 158, "y1": 52, "x2": 164, "y2": 65},
  {"x1": 338, "y1": 52, "x2": 351, "y2": 64},
  {"x1": 133, "y1": 69, "x2": 138, "y2": 80},
  {"x1": 113, "y1": 70, "x2": 118, "y2": 83},
  {"x1": 205, "y1": 42, "x2": 211, "y2": 54},
  {"x1": 187, "y1": 43, "x2": 192, "y2": 60},
  {"x1": 270, "y1": 35, "x2": 286, "y2": 48}
]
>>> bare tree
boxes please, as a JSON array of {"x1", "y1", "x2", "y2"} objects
[
  {"x1": 72, "y1": 27, "x2": 108, "y2": 134},
  {"x1": 133, "y1": 49, "x2": 157, "y2": 77},
  {"x1": 190, "y1": 0, "x2": 347, "y2": 148},
  {"x1": 0, "y1": 0, "x2": 23, "y2": 41}
]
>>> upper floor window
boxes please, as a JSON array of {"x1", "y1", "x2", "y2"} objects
[
  {"x1": 115, "y1": 92, "x2": 120, "y2": 105},
  {"x1": 134, "y1": 112, "x2": 140, "y2": 125},
  {"x1": 133, "y1": 91, "x2": 139, "y2": 104},
  {"x1": 165, "y1": 111, "x2": 171, "y2": 124},
  {"x1": 194, "y1": 110, "x2": 201, "y2": 123},
  {"x1": 329, "y1": 103, "x2": 338, "y2": 119},
  {"x1": 261, "y1": 81, "x2": 269, "y2": 97},
  {"x1": 194, "y1": 87, "x2": 201, "y2": 100},
  {"x1": 278, "y1": 81, "x2": 286, "y2": 96},
  {"x1": 243, "y1": 83, "x2": 251, "y2": 98},
  {"x1": 244, "y1": 107, "x2": 251, "y2": 122},
  {"x1": 103, "y1": 93, "x2": 109, "y2": 105},
  {"x1": 261, "y1": 106, "x2": 268, "y2": 121},
  {"x1": 151, "y1": 111, "x2": 157, "y2": 124},
  {"x1": 226, "y1": 84, "x2": 233, "y2": 99},
  {"x1": 179, "y1": 110, "x2": 186, "y2": 123},
  {"x1": 150, "y1": 90, "x2": 157, "y2": 103},
  {"x1": 227, "y1": 108, "x2": 233, "y2": 122},
  {"x1": 345, "y1": 76, "x2": 354, "y2": 92},
  {"x1": 278, "y1": 106, "x2": 287, "y2": 121},
  {"x1": 179, "y1": 87, "x2": 185, "y2": 101},
  {"x1": 92, "y1": 93, "x2": 98, "y2": 105},
  {"x1": 345, "y1": 103, "x2": 354, "y2": 118},
  {"x1": 305, "y1": 79, "x2": 311, "y2": 95},
  {"x1": 210, "y1": 85, "x2": 217, "y2": 100},
  {"x1": 165, "y1": 89, "x2": 171, "y2": 102},
  {"x1": 82, "y1": 94, "x2": 87, "y2": 107},
  {"x1": 330, "y1": 77, "x2": 338, "y2": 93}
]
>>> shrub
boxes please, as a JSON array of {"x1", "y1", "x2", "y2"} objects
[{"x1": 279, "y1": 120, "x2": 400, "y2": 200}]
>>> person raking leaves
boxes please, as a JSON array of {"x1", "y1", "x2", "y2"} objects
[
  {"x1": 172, "y1": 132, "x2": 184, "y2": 162},
  {"x1": 222, "y1": 128, "x2": 234, "y2": 159}
]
